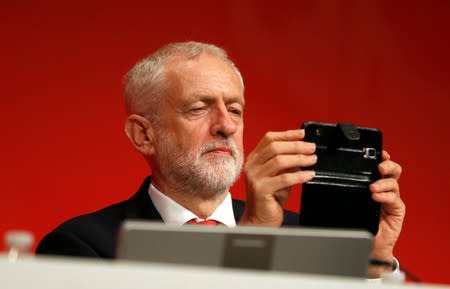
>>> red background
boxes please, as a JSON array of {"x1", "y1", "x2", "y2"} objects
[{"x1": 1, "y1": 0, "x2": 449, "y2": 284}]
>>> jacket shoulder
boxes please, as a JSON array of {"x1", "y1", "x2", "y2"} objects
[
  {"x1": 36, "y1": 177, "x2": 156, "y2": 258},
  {"x1": 36, "y1": 201, "x2": 128, "y2": 258}
]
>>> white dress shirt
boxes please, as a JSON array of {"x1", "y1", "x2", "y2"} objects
[{"x1": 148, "y1": 184, "x2": 237, "y2": 227}]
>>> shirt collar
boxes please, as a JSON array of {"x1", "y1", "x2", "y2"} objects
[{"x1": 148, "y1": 183, "x2": 236, "y2": 227}]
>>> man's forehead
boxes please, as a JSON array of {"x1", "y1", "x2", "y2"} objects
[{"x1": 163, "y1": 53, "x2": 244, "y2": 102}]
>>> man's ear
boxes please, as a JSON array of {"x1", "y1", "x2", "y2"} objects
[{"x1": 124, "y1": 114, "x2": 156, "y2": 157}]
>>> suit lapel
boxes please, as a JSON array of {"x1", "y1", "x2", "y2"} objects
[
  {"x1": 124, "y1": 176, "x2": 163, "y2": 221},
  {"x1": 232, "y1": 199, "x2": 245, "y2": 223}
]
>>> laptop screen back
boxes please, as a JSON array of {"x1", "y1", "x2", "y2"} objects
[{"x1": 117, "y1": 221, "x2": 372, "y2": 278}]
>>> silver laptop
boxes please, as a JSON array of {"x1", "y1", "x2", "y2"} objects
[{"x1": 117, "y1": 221, "x2": 373, "y2": 278}]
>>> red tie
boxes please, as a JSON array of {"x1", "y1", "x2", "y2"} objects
[{"x1": 186, "y1": 218, "x2": 220, "y2": 226}]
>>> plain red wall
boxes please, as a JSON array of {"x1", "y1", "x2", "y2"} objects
[{"x1": 1, "y1": 0, "x2": 449, "y2": 284}]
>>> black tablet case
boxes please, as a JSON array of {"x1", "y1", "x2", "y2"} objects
[{"x1": 299, "y1": 122, "x2": 381, "y2": 235}]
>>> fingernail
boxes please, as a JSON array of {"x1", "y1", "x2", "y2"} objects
[
  {"x1": 305, "y1": 142, "x2": 315, "y2": 151},
  {"x1": 306, "y1": 170, "x2": 315, "y2": 178}
]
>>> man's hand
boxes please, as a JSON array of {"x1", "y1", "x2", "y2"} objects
[
  {"x1": 369, "y1": 150, "x2": 406, "y2": 277},
  {"x1": 239, "y1": 129, "x2": 317, "y2": 226}
]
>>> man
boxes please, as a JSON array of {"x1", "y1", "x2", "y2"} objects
[{"x1": 37, "y1": 42, "x2": 405, "y2": 278}]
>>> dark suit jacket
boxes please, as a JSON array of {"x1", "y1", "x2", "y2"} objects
[{"x1": 36, "y1": 177, "x2": 299, "y2": 258}]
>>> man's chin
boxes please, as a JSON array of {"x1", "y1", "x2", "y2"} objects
[{"x1": 201, "y1": 158, "x2": 237, "y2": 170}]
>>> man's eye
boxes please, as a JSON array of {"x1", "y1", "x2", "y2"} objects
[
  {"x1": 190, "y1": 107, "x2": 207, "y2": 115},
  {"x1": 229, "y1": 108, "x2": 242, "y2": 116}
]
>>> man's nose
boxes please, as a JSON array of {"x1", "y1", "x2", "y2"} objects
[{"x1": 210, "y1": 105, "x2": 238, "y2": 137}]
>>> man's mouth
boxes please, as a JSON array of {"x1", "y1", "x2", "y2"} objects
[{"x1": 204, "y1": 147, "x2": 233, "y2": 156}]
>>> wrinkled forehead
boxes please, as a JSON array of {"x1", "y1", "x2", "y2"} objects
[{"x1": 161, "y1": 53, "x2": 245, "y2": 104}]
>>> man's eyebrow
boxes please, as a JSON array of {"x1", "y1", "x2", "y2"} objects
[
  {"x1": 225, "y1": 96, "x2": 245, "y2": 107},
  {"x1": 187, "y1": 95, "x2": 245, "y2": 107}
]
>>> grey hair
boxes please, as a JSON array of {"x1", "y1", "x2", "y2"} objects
[{"x1": 123, "y1": 41, "x2": 244, "y2": 122}]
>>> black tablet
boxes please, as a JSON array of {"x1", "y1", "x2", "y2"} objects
[{"x1": 299, "y1": 122, "x2": 382, "y2": 235}]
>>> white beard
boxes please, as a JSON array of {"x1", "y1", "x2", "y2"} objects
[{"x1": 154, "y1": 130, "x2": 243, "y2": 198}]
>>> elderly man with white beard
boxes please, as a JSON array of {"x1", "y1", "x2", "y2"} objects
[{"x1": 37, "y1": 42, "x2": 405, "y2": 279}]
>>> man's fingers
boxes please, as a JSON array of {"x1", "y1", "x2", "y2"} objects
[
  {"x1": 264, "y1": 129, "x2": 305, "y2": 142},
  {"x1": 252, "y1": 140, "x2": 316, "y2": 164},
  {"x1": 255, "y1": 130, "x2": 305, "y2": 150},
  {"x1": 372, "y1": 190, "x2": 405, "y2": 215},
  {"x1": 382, "y1": 150, "x2": 391, "y2": 161},
  {"x1": 370, "y1": 178, "x2": 404, "y2": 214},
  {"x1": 370, "y1": 178, "x2": 398, "y2": 194},
  {"x1": 378, "y1": 160, "x2": 402, "y2": 180},
  {"x1": 258, "y1": 154, "x2": 317, "y2": 176},
  {"x1": 242, "y1": 129, "x2": 318, "y2": 226},
  {"x1": 371, "y1": 190, "x2": 398, "y2": 204},
  {"x1": 267, "y1": 170, "x2": 315, "y2": 192}
]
